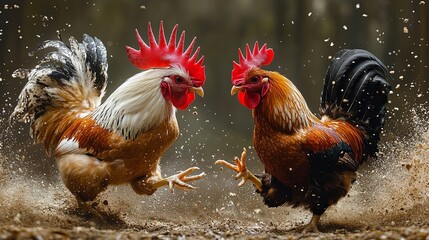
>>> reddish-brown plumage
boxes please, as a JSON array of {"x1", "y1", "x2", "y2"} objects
[
  {"x1": 58, "y1": 117, "x2": 112, "y2": 155},
  {"x1": 322, "y1": 119, "x2": 364, "y2": 164},
  {"x1": 231, "y1": 67, "x2": 367, "y2": 191},
  {"x1": 244, "y1": 68, "x2": 368, "y2": 212},
  {"x1": 253, "y1": 114, "x2": 311, "y2": 189},
  {"x1": 253, "y1": 113, "x2": 364, "y2": 194},
  {"x1": 228, "y1": 46, "x2": 390, "y2": 231}
]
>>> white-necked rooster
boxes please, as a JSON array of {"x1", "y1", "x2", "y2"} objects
[
  {"x1": 11, "y1": 21, "x2": 206, "y2": 212},
  {"x1": 217, "y1": 43, "x2": 391, "y2": 232}
]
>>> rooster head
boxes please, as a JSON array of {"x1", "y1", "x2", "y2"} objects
[
  {"x1": 126, "y1": 21, "x2": 205, "y2": 110},
  {"x1": 231, "y1": 42, "x2": 274, "y2": 109}
]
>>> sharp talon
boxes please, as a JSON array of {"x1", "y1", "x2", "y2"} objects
[
  {"x1": 215, "y1": 160, "x2": 238, "y2": 171},
  {"x1": 179, "y1": 166, "x2": 199, "y2": 177},
  {"x1": 238, "y1": 179, "x2": 246, "y2": 187},
  {"x1": 215, "y1": 160, "x2": 223, "y2": 165},
  {"x1": 241, "y1": 148, "x2": 247, "y2": 156}
]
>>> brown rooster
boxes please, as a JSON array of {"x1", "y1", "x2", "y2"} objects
[
  {"x1": 217, "y1": 42, "x2": 391, "y2": 232},
  {"x1": 11, "y1": 21, "x2": 206, "y2": 213}
]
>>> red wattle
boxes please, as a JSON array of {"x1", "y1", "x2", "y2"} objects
[
  {"x1": 238, "y1": 91, "x2": 261, "y2": 109},
  {"x1": 172, "y1": 91, "x2": 195, "y2": 110}
]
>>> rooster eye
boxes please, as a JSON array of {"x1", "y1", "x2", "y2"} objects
[
  {"x1": 174, "y1": 76, "x2": 184, "y2": 84},
  {"x1": 250, "y1": 75, "x2": 260, "y2": 84}
]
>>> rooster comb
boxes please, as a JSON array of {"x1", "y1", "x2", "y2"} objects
[
  {"x1": 231, "y1": 42, "x2": 274, "y2": 85},
  {"x1": 126, "y1": 21, "x2": 205, "y2": 86}
]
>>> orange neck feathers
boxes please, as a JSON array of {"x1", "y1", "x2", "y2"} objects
[{"x1": 255, "y1": 71, "x2": 318, "y2": 133}]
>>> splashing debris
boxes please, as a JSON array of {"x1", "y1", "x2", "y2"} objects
[
  {"x1": 0, "y1": 105, "x2": 428, "y2": 237},
  {"x1": 327, "y1": 105, "x2": 429, "y2": 227},
  {"x1": 403, "y1": 27, "x2": 409, "y2": 34}
]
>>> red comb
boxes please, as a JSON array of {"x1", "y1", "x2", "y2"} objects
[
  {"x1": 231, "y1": 42, "x2": 274, "y2": 85},
  {"x1": 126, "y1": 21, "x2": 205, "y2": 86}
]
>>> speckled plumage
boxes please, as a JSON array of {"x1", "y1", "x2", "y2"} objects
[{"x1": 11, "y1": 35, "x2": 108, "y2": 153}]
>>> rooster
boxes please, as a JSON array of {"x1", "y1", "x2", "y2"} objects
[
  {"x1": 10, "y1": 21, "x2": 206, "y2": 213},
  {"x1": 216, "y1": 42, "x2": 391, "y2": 232}
]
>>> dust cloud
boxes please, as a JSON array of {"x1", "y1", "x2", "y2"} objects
[
  {"x1": 0, "y1": 106, "x2": 428, "y2": 233},
  {"x1": 326, "y1": 105, "x2": 429, "y2": 229}
]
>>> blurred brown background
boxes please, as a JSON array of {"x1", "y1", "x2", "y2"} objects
[{"x1": 0, "y1": 0, "x2": 427, "y2": 186}]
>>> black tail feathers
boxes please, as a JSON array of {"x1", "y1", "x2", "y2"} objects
[{"x1": 320, "y1": 49, "x2": 392, "y2": 156}]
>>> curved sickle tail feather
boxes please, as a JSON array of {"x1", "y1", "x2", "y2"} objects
[
  {"x1": 10, "y1": 34, "x2": 108, "y2": 153},
  {"x1": 320, "y1": 49, "x2": 392, "y2": 158}
]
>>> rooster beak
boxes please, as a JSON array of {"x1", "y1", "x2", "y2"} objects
[
  {"x1": 190, "y1": 86, "x2": 204, "y2": 97},
  {"x1": 231, "y1": 85, "x2": 242, "y2": 95}
]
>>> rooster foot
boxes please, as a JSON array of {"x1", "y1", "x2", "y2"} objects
[
  {"x1": 77, "y1": 200, "x2": 104, "y2": 220},
  {"x1": 154, "y1": 167, "x2": 206, "y2": 191},
  {"x1": 291, "y1": 215, "x2": 320, "y2": 233},
  {"x1": 215, "y1": 147, "x2": 262, "y2": 191}
]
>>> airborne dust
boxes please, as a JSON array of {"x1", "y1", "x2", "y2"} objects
[
  {"x1": 1, "y1": 0, "x2": 428, "y2": 238},
  {"x1": 0, "y1": 105, "x2": 428, "y2": 235}
]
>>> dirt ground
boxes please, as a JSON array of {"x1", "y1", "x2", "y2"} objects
[
  {"x1": 1, "y1": 141, "x2": 429, "y2": 240},
  {"x1": 1, "y1": 222, "x2": 429, "y2": 239},
  {"x1": 1, "y1": 109, "x2": 428, "y2": 240},
  {"x1": 0, "y1": 191, "x2": 429, "y2": 240},
  {"x1": 1, "y1": 202, "x2": 429, "y2": 240}
]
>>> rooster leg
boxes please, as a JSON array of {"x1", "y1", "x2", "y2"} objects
[
  {"x1": 76, "y1": 198, "x2": 104, "y2": 220},
  {"x1": 215, "y1": 147, "x2": 262, "y2": 191},
  {"x1": 152, "y1": 167, "x2": 206, "y2": 191},
  {"x1": 56, "y1": 153, "x2": 109, "y2": 219},
  {"x1": 132, "y1": 167, "x2": 205, "y2": 194},
  {"x1": 293, "y1": 214, "x2": 320, "y2": 233}
]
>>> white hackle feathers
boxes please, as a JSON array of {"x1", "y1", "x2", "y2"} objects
[{"x1": 92, "y1": 67, "x2": 187, "y2": 140}]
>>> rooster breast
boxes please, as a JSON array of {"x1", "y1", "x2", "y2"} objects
[
  {"x1": 253, "y1": 118, "x2": 312, "y2": 190},
  {"x1": 56, "y1": 116, "x2": 179, "y2": 184}
]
